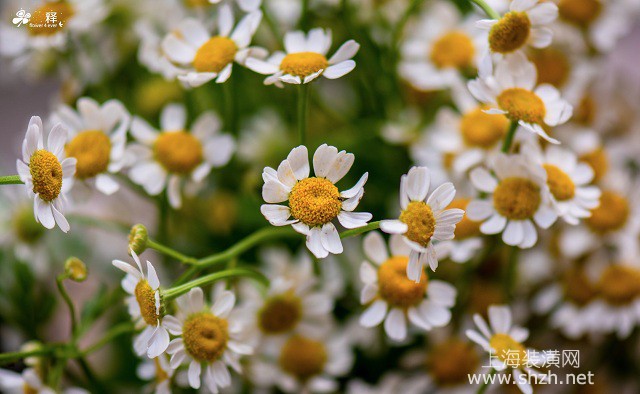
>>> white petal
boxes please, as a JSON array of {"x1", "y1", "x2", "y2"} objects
[
  {"x1": 406, "y1": 166, "x2": 430, "y2": 202},
  {"x1": 503, "y1": 220, "x2": 525, "y2": 246},
  {"x1": 426, "y1": 182, "x2": 456, "y2": 213},
  {"x1": 359, "y1": 300, "x2": 387, "y2": 327},
  {"x1": 160, "y1": 105, "x2": 187, "y2": 131},
  {"x1": 380, "y1": 219, "x2": 408, "y2": 234},
  {"x1": 337, "y1": 211, "x2": 372, "y2": 229},
  {"x1": 212, "y1": 290, "x2": 236, "y2": 317},
  {"x1": 320, "y1": 223, "x2": 343, "y2": 254},
  {"x1": 480, "y1": 214, "x2": 507, "y2": 234},
  {"x1": 95, "y1": 174, "x2": 119, "y2": 195},
  {"x1": 287, "y1": 145, "x2": 310, "y2": 180},
  {"x1": 329, "y1": 40, "x2": 360, "y2": 63},
  {"x1": 323, "y1": 60, "x2": 356, "y2": 79},
  {"x1": 363, "y1": 231, "x2": 388, "y2": 265},
  {"x1": 188, "y1": 361, "x2": 202, "y2": 389},
  {"x1": 384, "y1": 308, "x2": 407, "y2": 341}
]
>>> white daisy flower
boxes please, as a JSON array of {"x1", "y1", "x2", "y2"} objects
[
  {"x1": 477, "y1": 0, "x2": 558, "y2": 54},
  {"x1": 16, "y1": 116, "x2": 76, "y2": 233},
  {"x1": 137, "y1": 355, "x2": 174, "y2": 394},
  {"x1": 245, "y1": 28, "x2": 360, "y2": 86},
  {"x1": 210, "y1": 0, "x2": 262, "y2": 12},
  {"x1": 358, "y1": 232, "x2": 456, "y2": 341},
  {"x1": 161, "y1": 5, "x2": 263, "y2": 87},
  {"x1": 112, "y1": 251, "x2": 170, "y2": 359},
  {"x1": 260, "y1": 144, "x2": 372, "y2": 259},
  {"x1": 466, "y1": 153, "x2": 557, "y2": 248},
  {"x1": 399, "y1": 1, "x2": 487, "y2": 92},
  {"x1": 163, "y1": 287, "x2": 252, "y2": 393},
  {"x1": 380, "y1": 166, "x2": 464, "y2": 279},
  {"x1": 50, "y1": 97, "x2": 129, "y2": 196},
  {"x1": 127, "y1": 103, "x2": 235, "y2": 209},
  {"x1": 0, "y1": 367, "x2": 87, "y2": 394},
  {"x1": 466, "y1": 305, "x2": 546, "y2": 394},
  {"x1": 524, "y1": 142, "x2": 601, "y2": 225},
  {"x1": 468, "y1": 51, "x2": 573, "y2": 144}
]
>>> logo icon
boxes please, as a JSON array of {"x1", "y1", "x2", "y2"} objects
[{"x1": 12, "y1": 9, "x2": 31, "y2": 27}]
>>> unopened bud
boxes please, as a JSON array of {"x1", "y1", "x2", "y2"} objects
[
  {"x1": 129, "y1": 224, "x2": 149, "y2": 255},
  {"x1": 64, "y1": 257, "x2": 87, "y2": 282}
]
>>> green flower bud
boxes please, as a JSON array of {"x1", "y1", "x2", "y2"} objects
[
  {"x1": 64, "y1": 257, "x2": 87, "y2": 282},
  {"x1": 129, "y1": 224, "x2": 149, "y2": 255}
]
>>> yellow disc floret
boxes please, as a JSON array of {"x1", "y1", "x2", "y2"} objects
[
  {"x1": 427, "y1": 339, "x2": 480, "y2": 386},
  {"x1": 135, "y1": 280, "x2": 160, "y2": 325},
  {"x1": 558, "y1": 0, "x2": 602, "y2": 27},
  {"x1": 193, "y1": 36, "x2": 238, "y2": 73},
  {"x1": 65, "y1": 130, "x2": 111, "y2": 179},
  {"x1": 447, "y1": 198, "x2": 481, "y2": 239},
  {"x1": 563, "y1": 267, "x2": 597, "y2": 306},
  {"x1": 530, "y1": 48, "x2": 571, "y2": 88},
  {"x1": 182, "y1": 312, "x2": 229, "y2": 362},
  {"x1": 289, "y1": 177, "x2": 342, "y2": 227},
  {"x1": 580, "y1": 147, "x2": 607, "y2": 182},
  {"x1": 280, "y1": 52, "x2": 329, "y2": 78},
  {"x1": 28, "y1": 2, "x2": 74, "y2": 36},
  {"x1": 489, "y1": 333, "x2": 527, "y2": 367},
  {"x1": 429, "y1": 31, "x2": 475, "y2": 70},
  {"x1": 585, "y1": 190, "x2": 629, "y2": 234},
  {"x1": 377, "y1": 256, "x2": 428, "y2": 307},
  {"x1": 399, "y1": 201, "x2": 436, "y2": 247},
  {"x1": 493, "y1": 177, "x2": 541, "y2": 220},
  {"x1": 543, "y1": 164, "x2": 575, "y2": 201},
  {"x1": 154, "y1": 131, "x2": 203, "y2": 174},
  {"x1": 496, "y1": 88, "x2": 546, "y2": 125},
  {"x1": 29, "y1": 150, "x2": 63, "y2": 202},
  {"x1": 258, "y1": 292, "x2": 302, "y2": 334},
  {"x1": 598, "y1": 265, "x2": 640, "y2": 306},
  {"x1": 460, "y1": 106, "x2": 509, "y2": 148},
  {"x1": 488, "y1": 12, "x2": 531, "y2": 54},
  {"x1": 279, "y1": 335, "x2": 327, "y2": 381}
]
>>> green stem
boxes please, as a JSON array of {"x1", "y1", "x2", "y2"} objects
[
  {"x1": 0, "y1": 175, "x2": 23, "y2": 185},
  {"x1": 468, "y1": 0, "x2": 501, "y2": 19},
  {"x1": 301, "y1": 0, "x2": 310, "y2": 30},
  {"x1": 261, "y1": 3, "x2": 283, "y2": 48},
  {"x1": 501, "y1": 120, "x2": 518, "y2": 153},
  {"x1": 0, "y1": 347, "x2": 56, "y2": 365},
  {"x1": 56, "y1": 274, "x2": 78, "y2": 339},
  {"x1": 76, "y1": 356, "x2": 105, "y2": 394},
  {"x1": 504, "y1": 246, "x2": 519, "y2": 300},
  {"x1": 476, "y1": 368, "x2": 496, "y2": 394},
  {"x1": 297, "y1": 84, "x2": 310, "y2": 146},
  {"x1": 223, "y1": 79, "x2": 237, "y2": 133},
  {"x1": 81, "y1": 323, "x2": 134, "y2": 356},
  {"x1": 340, "y1": 221, "x2": 380, "y2": 238},
  {"x1": 164, "y1": 268, "x2": 269, "y2": 300},
  {"x1": 147, "y1": 239, "x2": 198, "y2": 265}
]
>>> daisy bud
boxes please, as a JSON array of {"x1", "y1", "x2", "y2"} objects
[
  {"x1": 129, "y1": 224, "x2": 148, "y2": 255},
  {"x1": 64, "y1": 257, "x2": 87, "y2": 282}
]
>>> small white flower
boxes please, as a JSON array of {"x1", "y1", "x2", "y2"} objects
[
  {"x1": 51, "y1": 97, "x2": 130, "y2": 195},
  {"x1": 358, "y1": 232, "x2": 456, "y2": 341},
  {"x1": 163, "y1": 287, "x2": 252, "y2": 393},
  {"x1": 161, "y1": 5, "x2": 263, "y2": 87},
  {"x1": 112, "y1": 251, "x2": 170, "y2": 359},
  {"x1": 16, "y1": 116, "x2": 76, "y2": 233},
  {"x1": 246, "y1": 28, "x2": 359, "y2": 86},
  {"x1": 137, "y1": 355, "x2": 174, "y2": 394},
  {"x1": 0, "y1": 367, "x2": 87, "y2": 394},
  {"x1": 467, "y1": 153, "x2": 556, "y2": 248},
  {"x1": 260, "y1": 144, "x2": 372, "y2": 259},
  {"x1": 380, "y1": 166, "x2": 464, "y2": 279},
  {"x1": 468, "y1": 52, "x2": 573, "y2": 143},
  {"x1": 127, "y1": 103, "x2": 235, "y2": 209}
]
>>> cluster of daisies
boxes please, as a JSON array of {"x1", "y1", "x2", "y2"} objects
[{"x1": 2, "y1": 0, "x2": 640, "y2": 394}]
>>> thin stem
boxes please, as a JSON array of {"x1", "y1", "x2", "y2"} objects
[
  {"x1": 56, "y1": 274, "x2": 78, "y2": 339},
  {"x1": 81, "y1": 323, "x2": 134, "y2": 356},
  {"x1": 476, "y1": 368, "x2": 496, "y2": 394},
  {"x1": 76, "y1": 356, "x2": 105, "y2": 394},
  {"x1": 298, "y1": 84, "x2": 310, "y2": 146},
  {"x1": 147, "y1": 239, "x2": 198, "y2": 265},
  {"x1": 504, "y1": 246, "x2": 519, "y2": 300},
  {"x1": 340, "y1": 221, "x2": 381, "y2": 238},
  {"x1": 0, "y1": 175, "x2": 23, "y2": 185},
  {"x1": 0, "y1": 347, "x2": 56, "y2": 365},
  {"x1": 301, "y1": 0, "x2": 310, "y2": 30},
  {"x1": 501, "y1": 120, "x2": 518, "y2": 153},
  {"x1": 164, "y1": 268, "x2": 269, "y2": 300},
  {"x1": 468, "y1": 0, "x2": 501, "y2": 19}
]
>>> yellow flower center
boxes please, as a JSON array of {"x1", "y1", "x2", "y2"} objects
[
  {"x1": 563, "y1": 267, "x2": 597, "y2": 306},
  {"x1": 399, "y1": 201, "x2": 436, "y2": 247},
  {"x1": 184, "y1": 0, "x2": 211, "y2": 7},
  {"x1": 460, "y1": 106, "x2": 509, "y2": 148},
  {"x1": 585, "y1": 190, "x2": 629, "y2": 234},
  {"x1": 488, "y1": 12, "x2": 531, "y2": 54},
  {"x1": 429, "y1": 31, "x2": 476, "y2": 70},
  {"x1": 258, "y1": 292, "x2": 302, "y2": 334},
  {"x1": 154, "y1": 357, "x2": 170, "y2": 383},
  {"x1": 65, "y1": 130, "x2": 111, "y2": 179},
  {"x1": 279, "y1": 335, "x2": 327, "y2": 381},
  {"x1": 135, "y1": 280, "x2": 160, "y2": 325},
  {"x1": 579, "y1": 147, "x2": 607, "y2": 182},
  {"x1": 154, "y1": 131, "x2": 203, "y2": 174},
  {"x1": 29, "y1": 150, "x2": 63, "y2": 202},
  {"x1": 427, "y1": 339, "x2": 480, "y2": 386},
  {"x1": 559, "y1": 0, "x2": 602, "y2": 27},
  {"x1": 599, "y1": 265, "x2": 640, "y2": 306},
  {"x1": 23, "y1": 383, "x2": 38, "y2": 394},
  {"x1": 496, "y1": 88, "x2": 546, "y2": 125},
  {"x1": 530, "y1": 48, "x2": 571, "y2": 88},
  {"x1": 448, "y1": 198, "x2": 481, "y2": 239},
  {"x1": 193, "y1": 36, "x2": 238, "y2": 73},
  {"x1": 28, "y1": 2, "x2": 74, "y2": 36},
  {"x1": 490, "y1": 334, "x2": 527, "y2": 367},
  {"x1": 134, "y1": 79, "x2": 184, "y2": 118},
  {"x1": 289, "y1": 177, "x2": 342, "y2": 227},
  {"x1": 377, "y1": 256, "x2": 428, "y2": 307},
  {"x1": 13, "y1": 206, "x2": 45, "y2": 244},
  {"x1": 493, "y1": 177, "x2": 541, "y2": 220},
  {"x1": 182, "y1": 312, "x2": 229, "y2": 362},
  {"x1": 543, "y1": 164, "x2": 575, "y2": 201},
  {"x1": 280, "y1": 52, "x2": 329, "y2": 78}
]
